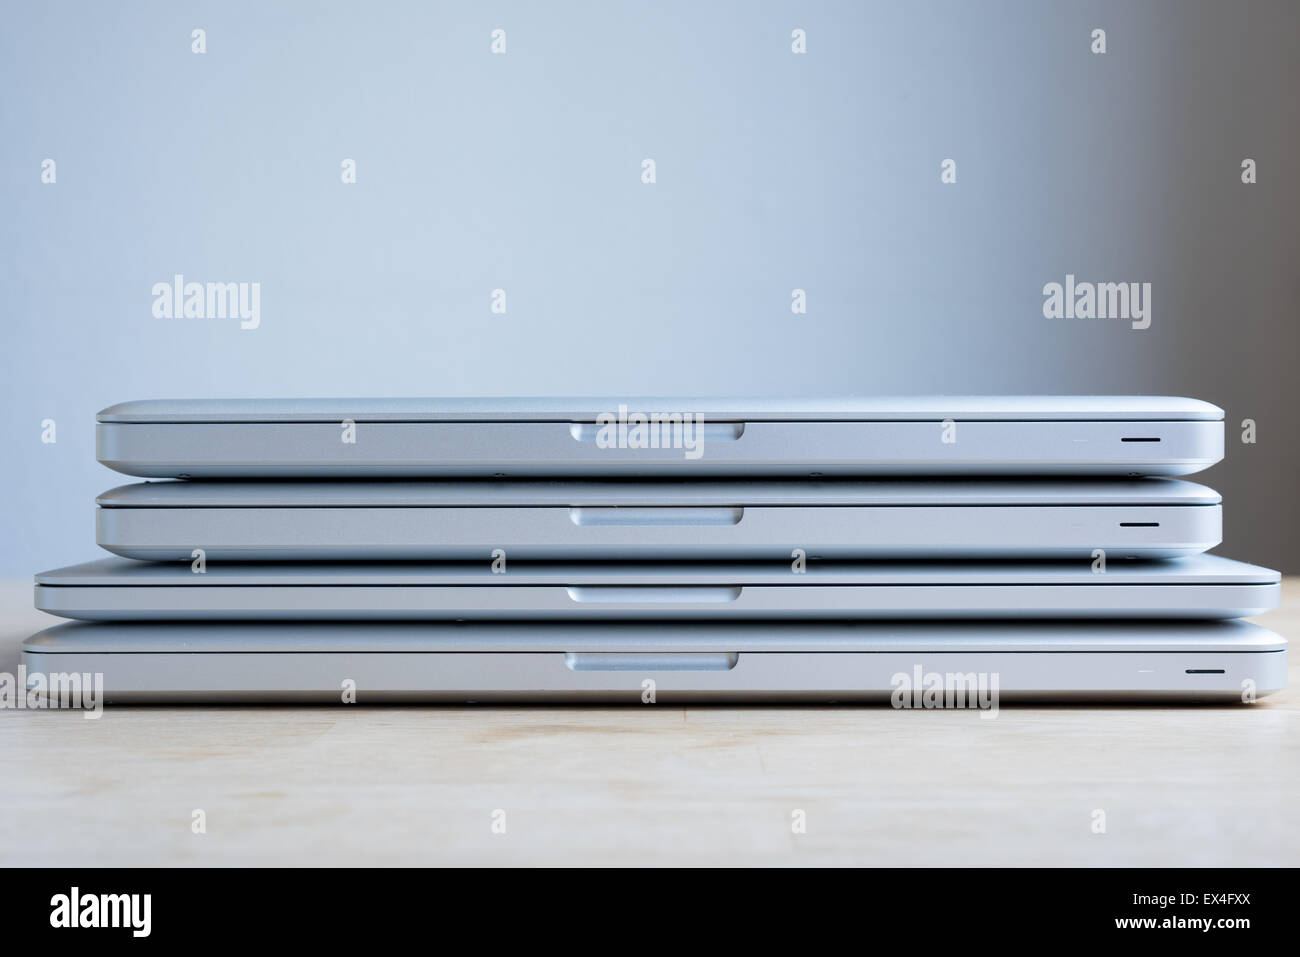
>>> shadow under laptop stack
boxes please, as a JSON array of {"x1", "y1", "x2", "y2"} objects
[{"x1": 24, "y1": 397, "x2": 1286, "y2": 704}]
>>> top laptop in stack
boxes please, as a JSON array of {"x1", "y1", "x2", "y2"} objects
[{"x1": 95, "y1": 395, "x2": 1225, "y2": 477}]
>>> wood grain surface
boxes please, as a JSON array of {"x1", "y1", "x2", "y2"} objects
[{"x1": 0, "y1": 578, "x2": 1295, "y2": 866}]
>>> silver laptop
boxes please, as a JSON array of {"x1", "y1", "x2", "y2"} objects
[
  {"x1": 21, "y1": 619, "x2": 1285, "y2": 703},
  {"x1": 95, "y1": 396, "x2": 1225, "y2": 478},
  {"x1": 95, "y1": 478, "x2": 1222, "y2": 561},
  {"x1": 34, "y1": 554, "x2": 1279, "y2": 621}
]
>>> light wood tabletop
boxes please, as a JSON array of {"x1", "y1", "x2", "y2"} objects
[{"x1": 1, "y1": 577, "x2": 1296, "y2": 867}]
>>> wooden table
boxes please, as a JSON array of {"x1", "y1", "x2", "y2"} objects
[{"x1": 1, "y1": 578, "x2": 1295, "y2": 866}]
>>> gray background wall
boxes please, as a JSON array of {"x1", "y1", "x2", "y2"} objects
[{"x1": 2, "y1": 0, "x2": 1297, "y2": 575}]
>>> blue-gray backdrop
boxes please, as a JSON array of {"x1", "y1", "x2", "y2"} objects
[{"x1": 2, "y1": 0, "x2": 1297, "y2": 575}]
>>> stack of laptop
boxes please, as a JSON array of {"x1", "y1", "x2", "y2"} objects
[{"x1": 25, "y1": 396, "x2": 1286, "y2": 704}]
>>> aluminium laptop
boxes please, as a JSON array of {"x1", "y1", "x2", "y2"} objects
[
  {"x1": 21, "y1": 620, "x2": 1286, "y2": 704},
  {"x1": 94, "y1": 478, "x2": 1222, "y2": 561},
  {"x1": 95, "y1": 396, "x2": 1225, "y2": 478},
  {"x1": 34, "y1": 555, "x2": 1279, "y2": 621}
]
